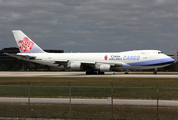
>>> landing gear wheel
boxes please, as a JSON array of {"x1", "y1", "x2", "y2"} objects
[
  {"x1": 125, "y1": 69, "x2": 129, "y2": 74},
  {"x1": 98, "y1": 71, "x2": 104, "y2": 75},
  {"x1": 86, "y1": 71, "x2": 97, "y2": 75},
  {"x1": 125, "y1": 72, "x2": 129, "y2": 74},
  {"x1": 153, "y1": 71, "x2": 157, "y2": 75}
]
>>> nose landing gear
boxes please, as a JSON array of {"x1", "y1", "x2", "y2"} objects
[{"x1": 153, "y1": 69, "x2": 157, "y2": 75}]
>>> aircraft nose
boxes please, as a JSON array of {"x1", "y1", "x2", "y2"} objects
[{"x1": 167, "y1": 57, "x2": 174, "y2": 64}]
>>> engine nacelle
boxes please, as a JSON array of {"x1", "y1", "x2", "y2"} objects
[
  {"x1": 69, "y1": 62, "x2": 81, "y2": 71},
  {"x1": 99, "y1": 64, "x2": 111, "y2": 72}
]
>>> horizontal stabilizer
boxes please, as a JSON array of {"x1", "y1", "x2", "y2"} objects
[{"x1": 4, "y1": 53, "x2": 36, "y2": 60}]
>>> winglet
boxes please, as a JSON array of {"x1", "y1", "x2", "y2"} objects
[{"x1": 12, "y1": 30, "x2": 45, "y2": 53}]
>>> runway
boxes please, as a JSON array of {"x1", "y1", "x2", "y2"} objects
[
  {"x1": 0, "y1": 97, "x2": 178, "y2": 106},
  {"x1": 0, "y1": 71, "x2": 178, "y2": 78}
]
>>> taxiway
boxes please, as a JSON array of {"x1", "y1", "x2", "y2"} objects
[{"x1": 0, "y1": 97, "x2": 177, "y2": 106}]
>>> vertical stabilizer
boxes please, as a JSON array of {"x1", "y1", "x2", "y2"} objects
[{"x1": 12, "y1": 30, "x2": 45, "y2": 53}]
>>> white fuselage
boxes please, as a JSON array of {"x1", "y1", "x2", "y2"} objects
[{"x1": 17, "y1": 50, "x2": 174, "y2": 71}]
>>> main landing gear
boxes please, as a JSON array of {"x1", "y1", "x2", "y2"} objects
[
  {"x1": 86, "y1": 71, "x2": 97, "y2": 75},
  {"x1": 98, "y1": 71, "x2": 104, "y2": 75},
  {"x1": 125, "y1": 69, "x2": 129, "y2": 74},
  {"x1": 125, "y1": 71, "x2": 129, "y2": 74},
  {"x1": 86, "y1": 71, "x2": 104, "y2": 75}
]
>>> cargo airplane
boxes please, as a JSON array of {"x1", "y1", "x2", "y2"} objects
[{"x1": 5, "y1": 30, "x2": 174, "y2": 75}]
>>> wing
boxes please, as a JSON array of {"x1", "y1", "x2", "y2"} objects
[
  {"x1": 5, "y1": 53, "x2": 124, "y2": 71},
  {"x1": 54, "y1": 60, "x2": 95, "y2": 67},
  {"x1": 54, "y1": 60, "x2": 69, "y2": 67},
  {"x1": 54, "y1": 60, "x2": 123, "y2": 71}
]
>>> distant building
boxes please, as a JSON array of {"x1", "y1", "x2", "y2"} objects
[
  {"x1": 0, "y1": 47, "x2": 64, "y2": 60},
  {"x1": 0, "y1": 47, "x2": 19, "y2": 60},
  {"x1": 167, "y1": 51, "x2": 178, "y2": 63},
  {"x1": 44, "y1": 49, "x2": 64, "y2": 53}
]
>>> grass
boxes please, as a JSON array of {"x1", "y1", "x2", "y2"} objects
[
  {"x1": 0, "y1": 77, "x2": 178, "y2": 99},
  {"x1": 0, "y1": 77, "x2": 178, "y2": 87},
  {"x1": 0, "y1": 77, "x2": 178, "y2": 119},
  {"x1": 0, "y1": 103, "x2": 178, "y2": 120}
]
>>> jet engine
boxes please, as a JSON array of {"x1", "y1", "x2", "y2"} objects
[
  {"x1": 69, "y1": 62, "x2": 81, "y2": 71},
  {"x1": 99, "y1": 64, "x2": 111, "y2": 72}
]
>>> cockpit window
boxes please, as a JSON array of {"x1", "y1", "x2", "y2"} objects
[{"x1": 158, "y1": 52, "x2": 163, "y2": 54}]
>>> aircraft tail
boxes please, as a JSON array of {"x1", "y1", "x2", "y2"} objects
[{"x1": 12, "y1": 30, "x2": 45, "y2": 53}]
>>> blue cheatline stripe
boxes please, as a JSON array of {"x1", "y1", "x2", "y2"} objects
[{"x1": 123, "y1": 58, "x2": 174, "y2": 67}]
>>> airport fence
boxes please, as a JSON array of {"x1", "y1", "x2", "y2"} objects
[{"x1": 0, "y1": 84, "x2": 178, "y2": 119}]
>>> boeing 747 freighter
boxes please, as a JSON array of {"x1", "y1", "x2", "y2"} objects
[{"x1": 5, "y1": 30, "x2": 174, "y2": 75}]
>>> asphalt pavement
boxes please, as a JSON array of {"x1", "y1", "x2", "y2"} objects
[{"x1": 0, "y1": 71, "x2": 178, "y2": 78}]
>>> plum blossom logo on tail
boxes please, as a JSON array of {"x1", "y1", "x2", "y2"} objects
[
  {"x1": 104, "y1": 55, "x2": 108, "y2": 61},
  {"x1": 18, "y1": 37, "x2": 34, "y2": 52}
]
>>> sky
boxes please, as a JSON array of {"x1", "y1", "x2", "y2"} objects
[{"x1": 1, "y1": 0, "x2": 178, "y2": 53}]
